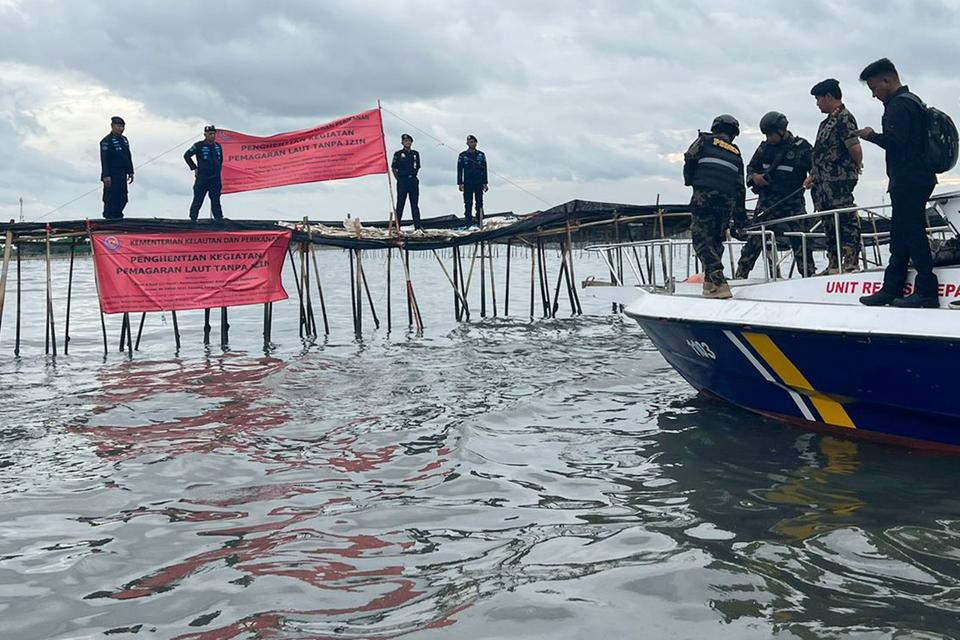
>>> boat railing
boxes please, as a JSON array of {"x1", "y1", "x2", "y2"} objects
[{"x1": 584, "y1": 191, "x2": 960, "y2": 291}]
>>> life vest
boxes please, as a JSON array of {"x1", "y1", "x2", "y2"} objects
[{"x1": 689, "y1": 135, "x2": 744, "y2": 195}]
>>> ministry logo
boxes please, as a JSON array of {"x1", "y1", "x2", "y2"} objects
[{"x1": 101, "y1": 236, "x2": 122, "y2": 252}]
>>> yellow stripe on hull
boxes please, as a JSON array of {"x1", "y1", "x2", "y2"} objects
[{"x1": 743, "y1": 332, "x2": 856, "y2": 429}]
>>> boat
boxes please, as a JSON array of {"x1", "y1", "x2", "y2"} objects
[{"x1": 588, "y1": 192, "x2": 960, "y2": 449}]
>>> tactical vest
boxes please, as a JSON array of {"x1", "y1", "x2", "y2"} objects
[
  {"x1": 689, "y1": 135, "x2": 744, "y2": 195},
  {"x1": 760, "y1": 137, "x2": 808, "y2": 196}
]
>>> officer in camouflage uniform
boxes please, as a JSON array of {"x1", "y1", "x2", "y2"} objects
[
  {"x1": 683, "y1": 114, "x2": 747, "y2": 298},
  {"x1": 804, "y1": 78, "x2": 863, "y2": 273},
  {"x1": 736, "y1": 111, "x2": 815, "y2": 279}
]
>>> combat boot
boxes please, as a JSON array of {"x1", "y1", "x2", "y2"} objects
[{"x1": 702, "y1": 281, "x2": 732, "y2": 299}]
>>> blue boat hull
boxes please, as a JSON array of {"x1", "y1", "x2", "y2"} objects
[{"x1": 632, "y1": 315, "x2": 960, "y2": 448}]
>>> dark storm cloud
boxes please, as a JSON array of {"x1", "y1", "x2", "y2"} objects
[{"x1": 1, "y1": 0, "x2": 959, "y2": 221}]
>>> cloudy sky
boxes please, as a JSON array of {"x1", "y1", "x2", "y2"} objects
[{"x1": 2, "y1": 0, "x2": 959, "y2": 224}]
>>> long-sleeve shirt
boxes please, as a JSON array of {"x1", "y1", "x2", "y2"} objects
[
  {"x1": 457, "y1": 149, "x2": 488, "y2": 185},
  {"x1": 391, "y1": 148, "x2": 420, "y2": 181},
  {"x1": 100, "y1": 133, "x2": 133, "y2": 179},
  {"x1": 183, "y1": 141, "x2": 223, "y2": 180},
  {"x1": 863, "y1": 85, "x2": 936, "y2": 190}
]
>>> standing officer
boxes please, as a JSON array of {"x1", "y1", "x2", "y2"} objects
[
  {"x1": 683, "y1": 114, "x2": 747, "y2": 298},
  {"x1": 391, "y1": 134, "x2": 422, "y2": 229},
  {"x1": 100, "y1": 116, "x2": 134, "y2": 219},
  {"x1": 804, "y1": 78, "x2": 864, "y2": 274},
  {"x1": 735, "y1": 112, "x2": 816, "y2": 279},
  {"x1": 457, "y1": 135, "x2": 488, "y2": 226},
  {"x1": 857, "y1": 58, "x2": 939, "y2": 308},
  {"x1": 184, "y1": 125, "x2": 224, "y2": 221}
]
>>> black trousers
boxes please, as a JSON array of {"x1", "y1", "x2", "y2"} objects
[
  {"x1": 190, "y1": 177, "x2": 223, "y2": 220},
  {"x1": 396, "y1": 178, "x2": 421, "y2": 228},
  {"x1": 102, "y1": 174, "x2": 128, "y2": 219},
  {"x1": 882, "y1": 183, "x2": 937, "y2": 297},
  {"x1": 463, "y1": 183, "x2": 484, "y2": 224}
]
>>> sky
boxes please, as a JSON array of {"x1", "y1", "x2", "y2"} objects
[{"x1": 2, "y1": 0, "x2": 959, "y2": 224}]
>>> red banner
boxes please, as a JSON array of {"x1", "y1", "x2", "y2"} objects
[
  {"x1": 217, "y1": 108, "x2": 388, "y2": 194},
  {"x1": 91, "y1": 231, "x2": 290, "y2": 314}
]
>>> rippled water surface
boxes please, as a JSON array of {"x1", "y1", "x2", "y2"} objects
[{"x1": 3, "y1": 251, "x2": 960, "y2": 639}]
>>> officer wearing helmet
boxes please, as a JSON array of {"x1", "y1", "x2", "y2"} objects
[
  {"x1": 735, "y1": 111, "x2": 815, "y2": 279},
  {"x1": 683, "y1": 114, "x2": 747, "y2": 298}
]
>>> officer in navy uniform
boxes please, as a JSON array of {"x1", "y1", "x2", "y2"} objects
[
  {"x1": 735, "y1": 111, "x2": 815, "y2": 279},
  {"x1": 683, "y1": 114, "x2": 747, "y2": 298},
  {"x1": 100, "y1": 116, "x2": 134, "y2": 219},
  {"x1": 184, "y1": 125, "x2": 224, "y2": 221},
  {"x1": 391, "y1": 134, "x2": 422, "y2": 229},
  {"x1": 457, "y1": 134, "x2": 488, "y2": 226}
]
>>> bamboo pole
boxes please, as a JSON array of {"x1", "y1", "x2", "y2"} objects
[
  {"x1": 349, "y1": 249, "x2": 358, "y2": 333},
  {"x1": 431, "y1": 249, "x2": 470, "y2": 313},
  {"x1": 480, "y1": 241, "x2": 487, "y2": 317},
  {"x1": 203, "y1": 308, "x2": 211, "y2": 345},
  {"x1": 45, "y1": 224, "x2": 57, "y2": 356},
  {"x1": 64, "y1": 238, "x2": 76, "y2": 354},
  {"x1": 84, "y1": 221, "x2": 108, "y2": 357},
  {"x1": 529, "y1": 239, "x2": 536, "y2": 319},
  {"x1": 404, "y1": 249, "x2": 412, "y2": 327},
  {"x1": 0, "y1": 228, "x2": 12, "y2": 343},
  {"x1": 172, "y1": 310, "x2": 181, "y2": 350},
  {"x1": 287, "y1": 246, "x2": 306, "y2": 338},
  {"x1": 504, "y1": 239, "x2": 512, "y2": 316},
  {"x1": 355, "y1": 249, "x2": 363, "y2": 333},
  {"x1": 301, "y1": 218, "x2": 316, "y2": 338},
  {"x1": 357, "y1": 250, "x2": 380, "y2": 329},
  {"x1": 15, "y1": 246, "x2": 21, "y2": 356},
  {"x1": 220, "y1": 307, "x2": 228, "y2": 346},
  {"x1": 134, "y1": 312, "x2": 146, "y2": 351},
  {"x1": 310, "y1": 246, "x2": 329, "y2": 335},
  {"x1": 125, "y1": 312, "x2": 133, "y2": 359},
  {"x1": 385, "y1": 247, "x2": 393, "y2": 332},
  {"x1": 565, "y1": 223, "x2": 582, "y2": 315},
  {"x1": 452, "y1": 248, "x2": 461, "y2": 321},
  {"x1": 488, "y1": 242, "x2": 498, "y2": 317},
  {"x1": 455, "y1": 246, "x2": 470, "y2": 321}
]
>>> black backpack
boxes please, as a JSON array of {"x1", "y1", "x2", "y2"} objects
[{"x1": 900, "y1": 92, "x2": 959, "y2": 173}]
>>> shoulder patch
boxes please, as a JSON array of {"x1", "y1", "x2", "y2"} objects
[{"x1": 713, "y1": 138, "x2": 740, "y2": 155}]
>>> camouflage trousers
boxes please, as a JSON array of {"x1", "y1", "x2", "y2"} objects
[
  {"x1": 736, "y1": 196, "x2": 816, "y2": 278},
  {"x1": 690, "y1": 189, "x2": 738, "y2": 285},
  {"x1": 812, "y1": 179, "x2": 861, "y2": 270}
]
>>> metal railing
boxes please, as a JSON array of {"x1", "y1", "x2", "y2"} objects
[{"x1": 585, "y1": 195, "x2": 959, "y2": 292}]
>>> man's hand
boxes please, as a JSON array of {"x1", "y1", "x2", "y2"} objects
[
  {"x1": 458, "y1": 184, "x2": 464, "y2": 192},
  {"x1": 483, "y1": 184, "x2": 489, "y2": 192},
  {"x1": 127, "y1": 174, "x2": 135, "y2": 184},
  {"x1": 751, "y1": 173, "x2": 769, "y2": 188},
  {"x1": 856, "y1": 127, "x2": 875, "y2": 139},
  {"x1": 729, "y1": 222, "x2": 747, "y2": 241},
  {"x1": 803, "y1": 175, "x2": 814, "y2": 189},
  {"x1": 102, "y1": 176, "x2": 111, "y2": 188}
]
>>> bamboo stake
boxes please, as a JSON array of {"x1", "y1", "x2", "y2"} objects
[
  {"x1": 64, "y1": 238, "x2": 75, "y2": 354},
  {"x1": 355, "y1": 249, "x2": 363, "y2": 333},
  {"x1": 310, "y1": 246, "x2": 329, "y2": 335},
  {"x1": 565, "y1": 223, "x2": 582, "y2": 315},
  {"x1": 431, "y1": 249, "x2": 470, "y2": 313},
  {"x1": 488, "y1": 243, "x2": 498, "y2": 317},
  {"x1": 529, "y1": 239, "x2": 536, "y2": 319},
  {"x1": 84, "y1": 221, "x2": 108, "y2": 357},
  {"x1": 404, "y1": 249, "x2": 412, "y2": 327},
  {"x1": 301, "y1": 218, "x2": 316, "y2": 338},
  {"x1": 357, "y1": 250, "x2": 380, "y2": 329},
  {"x1": 220, "y1": 307, "x2": 229, "y2": 346},
  {"x1": 538, "y1": 238, "x2": 550, "y2": 317},
  {"x1": 15, "y1": 246, "x2": 21, "y2": 356},
  {"x1": 172, "y1": 310, "x2": 181, "y2": 350},
  {"x1": 287, "y1": 246, "x2": 306, "y2": 338},
  {"x1": 0, "y1": 228, "x2": 12, "y2": 341},
  {"x1": 203, "y1": 308, "x2": 211, "y2": 345},
  {"x1": 349, "y1": 250, "x2": 358, "y2": 333},
  {"x1": 125, "y1": 313, "x2": 133, "y2": 359},
  {"x1": 45, "y1": 224, "x2": 57, "y2": 356},
  {"x1": 504, "y1": 239, "x2": 512, "y2": 316},
  {"x1": 452, "y1": 248, "x2": 461, "y2": 320},
  {"x1": 456, "y1": 246, "x2": 470, "y2": 320},
  {"x1": 134, "y1": 312, "x2": 146, "y2": 351},
  {"x1": 386, "y1": 247, "x2": 393, "y2": 332},
  {"x1": 480, "y1": 241, "x2": 487, "y2": 317}
]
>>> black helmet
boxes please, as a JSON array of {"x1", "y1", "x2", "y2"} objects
[
  {"x1": 759, "y1": 111, "x2": 788, "y2": 135},
  {"x1": 710, "y1": 114, "x2": 740, "y2": 136}
]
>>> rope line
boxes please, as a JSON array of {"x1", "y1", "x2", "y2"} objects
[
  {"x1": 29, "y1": 134, "x2": 198, "y2": 223},
  {"x1": 379, "y1": 105, "x2": 552, "y2": 209}
]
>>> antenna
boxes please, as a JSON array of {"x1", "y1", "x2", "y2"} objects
[{"x1": 19, "y1": 197, "x2": 23, "y2": 222}]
